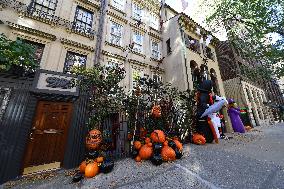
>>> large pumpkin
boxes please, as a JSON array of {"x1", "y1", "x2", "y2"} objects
[
  {"x1": 151, "y1": 105, "x2": 161, "y2": 118},
  {"x1": 139, "y1": 144, "x2": 153, "y2": 160},
  {"x1": 192, "y1": 134, "x2": 206, "y2": 145},
  {"x1": 86, "y1": 129, "x2": 102, "y2": 150},
  {"x1": 173, "y1": 140, "x2": 183, "y2": 151},
  {"x1": 79, "y1": 161, "x2": 87, "y2": 173},
  {"x1": 151, "y1": 130, "x2": 166, "y2": 143},
  {"x1": 161, "y1": 146, "x2": 176, "y2": 161},
  {"x1": 85, "y1": 162, "x2": 99, "y2": 178}
]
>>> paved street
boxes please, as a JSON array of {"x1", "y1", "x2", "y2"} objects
[{"x1": 2, "y1": 123, "x2": 284, "y2": 189}]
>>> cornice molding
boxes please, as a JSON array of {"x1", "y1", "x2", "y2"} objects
[
  {"x1": 60, "y1": 38, "x2": 95, "y2": 52},
  {"x1": 131, "y1": 50, "x2": 147, "y2": 59},
  {"x1": 129, "y1": 59, "x2": 148, "y2": 68},
  {"x1": 148, "y1": 31, "x2": 162, "y2": 41},
  {"x1": 130, "y1": 22, "x2": 147, "y2": 33},
  {"x1": 149, "y1": 65, "x2": 165, "y2": 73},
  {"x1": 75, "y1": 0, "x2": 100, "y2": 12},
  {"x1": 102, "y1": 50, "x2": 126, "y2": 61},
  {"x1": 7, "y1": 22, "x2": 56, "y2": 41},
  {"x1": 108, "y1": 4, "x2": 127, "y2": 16},
  {"x1": 107, "y1": 10, "x2": 128, "y2": 23},
  {"x1": 133, "y1": 0, "x2": 160, "y2": 15},
  {"x1": 105, "y1": 41, "x2": 126, "y2": 51}
]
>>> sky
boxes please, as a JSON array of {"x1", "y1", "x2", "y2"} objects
[{"x1": 164, "y1": 0, "x2": 228, "y2": 40}]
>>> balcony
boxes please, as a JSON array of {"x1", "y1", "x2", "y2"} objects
[{"x1": 1, "y1": 0, "x2": 96, "y2": 39}]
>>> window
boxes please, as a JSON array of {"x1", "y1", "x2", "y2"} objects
[
  {"x1": 151, "y1": 41, "x2": 160, "y2": 59},
  {"x1": 153, "y1": 74, "x2": 162, "y2": 83},
  {"x1": 166, "y1": 38, "x2": 171, "y2": 54},
  {"x1": 184, "y1": 34, "x2": 200, "y2": 53},
  {"x1": 150, "y1": 14, "x2": 159, "y2": 30},
  {"x1": 111, "y1": 0, "x2": 125, "y2": 11},
  {"x1": 23, "y1": 40, "x2": 45, "y2": 65},
  {"x1": 133, "y1": 32, "x2": 143, "y2": 53},
  {"x1": 29, "y1": 0, "x2": 58, "y2": 19},
  {"x1": 132, "y1": 69, "x2": 144, "y2": 89},
  {"x1": 132, "y1": 3, "x2": 143, "y2": 20},
  {"x1": 205, "y1": 46, "x2": 214, "y2": 60},
  {"x1": 110, "y1": 21, "x2": 123, "y2": 46},
  {"x1": 73, "y1": 7, "x2": 93, "y2": 35},
  {"x1": 63, "y1": 51, "x2": 87, "y2": 74}
]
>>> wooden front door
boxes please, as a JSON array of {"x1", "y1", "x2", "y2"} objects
[{"x1": 23, "y1": 101, "x2": 73, "y2": 169}]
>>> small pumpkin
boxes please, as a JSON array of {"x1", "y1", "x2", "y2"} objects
[
  {"x1": 145, "y1": 137, "x2": 151, "y2": 144},
  {"x1": 79, "y1": 161, "x2": 87, "y2": 173},
  {"x1": 161, "y1": 146, "x2": 176, "y2": 161},
  {"x1": 151, "y1": 130, "x2": 166, "y2": 143},
  {"x1": 96, "y1": 156, "x2": 104, "y2": 163},
  {"x1": 86, "y1": 129, "x2": 102, "y2": 150},
  {"x1": 147, "y1": 142, "x2": 153, "y2": 147},
  {"x1": 173, "y1": 140, "x2": 183, "y2": 151},
  {"x1": 163, "y1": 140, "x2": 168, "y2": 146},
  {"x1": 135, "y1": 155, "x2": 142, "y2": 162},
  {"x1": 139, "y1": 144, "x2": 153, "y2": 160},
  {"x1": 134, "y1": 141, "x2": 142, "y2": 150},
  {"x1": 85, "y1": 162, "x2": 99, "y2": 178},
  {"x1": 151, "y1": 105, "x2": 161, "y2": 118},
  {"x1": 140, "y1": 127, "x2": 147, "y2": 139},
  {"x1": 192, "y1": 134, "x2": 206, "y2": 145}
]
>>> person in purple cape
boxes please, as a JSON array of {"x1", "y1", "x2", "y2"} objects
[{"x1": 227, "y1": 99, "x2": 245, "y2": 133}]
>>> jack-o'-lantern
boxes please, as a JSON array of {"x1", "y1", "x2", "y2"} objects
[
  {"x1": 151, "y1": 105, "x2": 161, "y2": 118},
  {"x1": 86, "y1": 129, "x2": 102, "y2": 150},
  {"x1": 151, "y1": 130, "x2": 166, "y2": 143}
]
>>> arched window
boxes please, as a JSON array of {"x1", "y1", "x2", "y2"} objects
[
  {"x1": 190, "y1": 60, "x2": 200, "y2": 89},
  {"x1": 200, "y1": 64, "x2": 209, "y2": 82}
]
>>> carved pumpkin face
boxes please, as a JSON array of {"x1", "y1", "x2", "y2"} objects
[{"x1": 86, "y1": 129, "x2": 102, "y2": 150}]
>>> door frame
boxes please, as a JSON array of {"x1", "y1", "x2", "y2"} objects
[{"x1": 21, "y1": 100, "x2": 74, "y2": 174}]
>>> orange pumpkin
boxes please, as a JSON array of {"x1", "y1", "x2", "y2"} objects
[
  {"x1": 161, "y1": 146, "x2": 176, "y2": 161},
  {"x1": 163, "y1": 140, "x2": 168, "y2": 146},
  {"x1": 86, "y1": 129, "x2": 102, "y2": 150},
  {"x1": 85, "y1": 162, "x2": 99, "y2": 178},
  {"x1": 140, "y1": 127, "x2": 147, "y2": 138},
  {"x1": 173, "y1": 140, "x2": 183, "y2": 151},
  {"x1": 135, "y1": 155, "x2": 141, "y2": 162},
  {"x1": 151, "y1": 105, "x2": 161, "y2": 118},
  {"x1": 145, "y1": 137, "x2": 151, "y2": 144},
  {"x1": 151, "y1": 130, "x2": 166, "y2": 143},
  {"x1": 139, "y1": 144, "x2": 153, "y2": 160},
  {"x1": 147, "y1": 142, "x2": 153, "y2": 147},
  {"x1": 192, "y1": 134, "x2": 206, "y2": 145},
  {"x1": 96, "y1": 156, "x2": 104, "y2": 163},
  {"x1": 134, "y1": 141, "x2": 142, "y2": 150},
  {"x1": 79, "y1": 161, "x2": 87, "y2": 173}
]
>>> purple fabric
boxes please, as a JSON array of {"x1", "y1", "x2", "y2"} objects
[{"x1": 228, "y1": 107, "x2": 246, "y2": 133}]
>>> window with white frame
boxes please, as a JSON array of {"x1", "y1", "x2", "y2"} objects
[
  {"x1": 73, "y1": 6, "x2": 93, "y2": 34},
  {"x1": 151, "y1": 41, "x2": 160, "y2": 59},
  {"x1": 110, "y1": 21, "x2": 123, "y2": 46},
  {"x1": 111, "y1": 0, "x2": 125, "y2": 11},
  {"x1": 152, "y1": 74, "x2": 162, "y2": 83},
  {"x1": 150, "y1": 14, "x2": 159, "y2": 30},
  {"x1": 133, "y1": 32, "x2": 143, "y2": 53},
  {"x1": 132, "y1": 3, "x2": 143, "y2": 20}
]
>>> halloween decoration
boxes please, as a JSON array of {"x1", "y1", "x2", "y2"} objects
[
  {"x1": 99, "y1": 160, "x2": 114, "y2": 174},
  {"x1": 87, "y1": 150, "x2": 99, "y2": 159},
  {"x1": 131, "y1": 150, "x2": 139, "y2": 158},
  {"x1": 85, "y1": 162, "x2": 99, "y2": 178},
  {"x1": 134, "y1": 141, "x2": 142, "y2": 150},
  {"x1": 151, "y1": 105, "x2": 162, "y2": 118},
  {"x1": 96, "y1": 157, "x2": 104, "y2": 163},
  {"x1": 161, "y1": 146, "x2": 176, "y2": 161},
  {"x1": 175, "y1": 149, "x2": 183, "y2": 159},
  {"x1": 168, "y1": 140, "x2": 177, "y2": 149},
  {"x1": 79, "y1": 161, "x2": 87, "y2": 173},
  {"x1": 72, "y1": 172, "x2": 84, "y2": 183},
  {"x1": 192, "y1": 134, "x2": 206, "y2": 145},
  {"x1": 139, "y1": 145, "x2": 153, "y2": 160},
  {"x1": 86, "y1": 129, "x2": 102, "y2": 150},
  {"x1": 153, "y1": 143, "x2": 163, "y2": 153},
  {"x1": 227, "y1": 99, "x2": 246, "y2": 133},
  {"x1": 145, "y1": 137, "x2": 151, "y2": 144},
  {"x1": 135, "y1": 155, "x2": 142, "y2": 162},
  {"x1": 173, "y1": 140, "x2": 183, "y2": 151},
  {"x1": 151, "y1": 154, "x2": 163, "y2": 166},
  {"x1": 151, "y1": 130, "x2": 166, "y2": 143}
]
